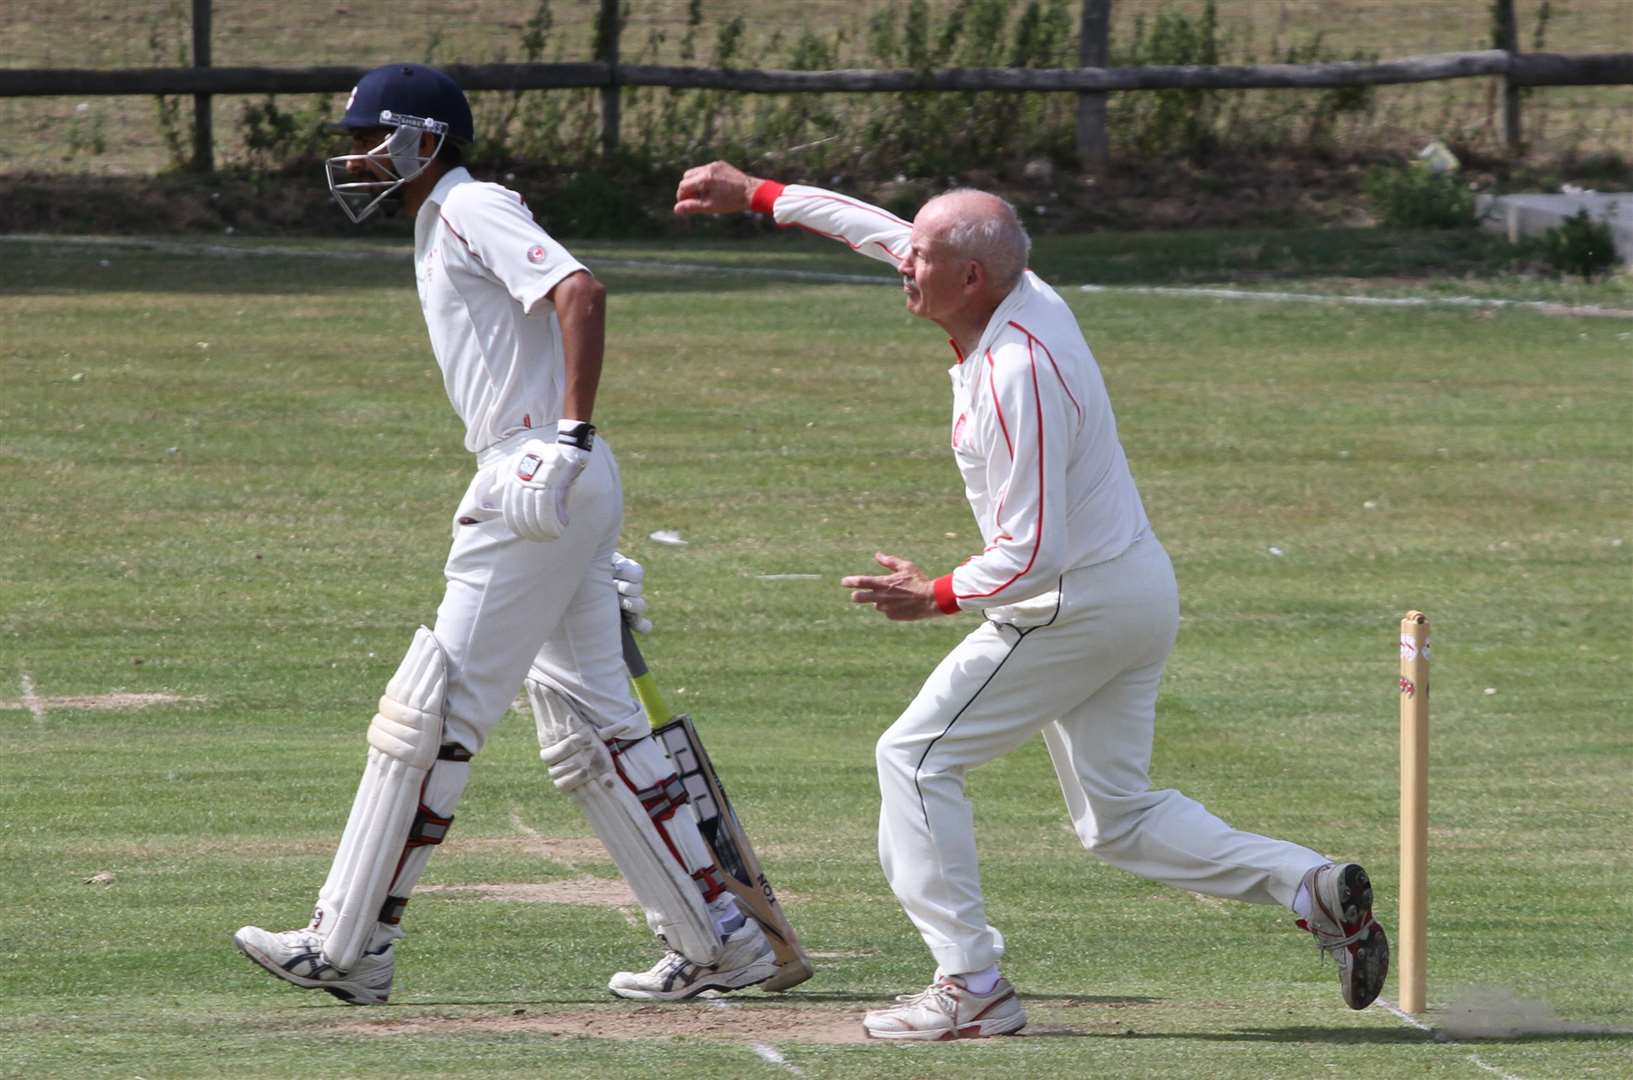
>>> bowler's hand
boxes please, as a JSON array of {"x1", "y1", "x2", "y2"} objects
[
  {"x1": 674, "y1": 161, "x2": 760, "y2": 216},
  {"x1": 843, "y1": 553, "x2": 942, "y2": 621}
]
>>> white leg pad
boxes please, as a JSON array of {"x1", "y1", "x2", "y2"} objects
[
  {"x1": 529, "y1": 680, "x2": 722, "y2": 965},
  {"x1": 316, "y1": 627, "x2": 450, "y2": 972}
]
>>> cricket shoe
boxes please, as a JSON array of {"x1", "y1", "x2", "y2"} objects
[
  {"x1": 863, "y1": 976, "x2": 1027, "y2": 1040},
  {"x1": 607, "y1": 919, "x2": 778, "y2": 1001},
  {"x1": 1297, "y1": 862, "x2": 1389, "y2": 1010},
  {"x1": 233, "y1": 925, "x2": 396, "y2": 1006}
]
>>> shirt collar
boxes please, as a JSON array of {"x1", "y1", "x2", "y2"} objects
[
  {"x1": 969, "y1": 272, "x2": 1035, "y2": 359},
  {"x1": 422, "y1": 165, "x2": 473, "y2": 211}
]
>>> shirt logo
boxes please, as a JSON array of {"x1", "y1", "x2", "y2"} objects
[
  {"x1": 951, "y1": 412, "x2": 968, "y2": 449},
  {"x1": 526, "y1": 245, "x2": 547, "y2": 264}
]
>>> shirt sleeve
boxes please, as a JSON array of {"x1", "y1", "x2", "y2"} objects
[
  {"x1": 943, "y1": 337, "x2": 1076, "y2": 611},
  {"x1": 751, "y1": 180, "x2": 911, "y2": 269},
  {"x1": 441, "y1": 184, "x2": 587, "y2": 314}
]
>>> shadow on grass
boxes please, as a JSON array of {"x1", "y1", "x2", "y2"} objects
[{"x1": 287, "y1": 990, "x2": 1164, "y2": 1010}]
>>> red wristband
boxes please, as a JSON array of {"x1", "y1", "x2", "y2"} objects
[
  {"x1": 932, "y1": 574, "x2": 960, "y2": 615},
  {"x1": 749, "y1": 180, "x2": 786, "y2": 217}
]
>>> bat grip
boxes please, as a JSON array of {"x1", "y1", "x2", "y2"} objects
[
  {"x1": 619, "y1": 618, "x2": 649, "y2": 678},
  {"x1": 620, "y1": 618, "x2": 672, "y2": 725}
]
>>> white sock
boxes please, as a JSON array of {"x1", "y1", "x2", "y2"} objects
[
  {"x1": 710, "y1": 893, "x2": 745, "y2": 937},
  {"x1": 955, "y1": 964, "x2": 1000, "y2": 995}
]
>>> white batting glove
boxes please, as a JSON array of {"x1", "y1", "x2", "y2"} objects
[
  {"x1": 612, "y1": 551, "x2": 653, "y2": 634},
  {"x1": 501, "y1": 436, "x2": 589, "y2": 542}
]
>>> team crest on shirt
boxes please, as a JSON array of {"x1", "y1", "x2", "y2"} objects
[
  {"x1": 951, "y1": 412, "x2": 968, "y2": 449},
  {"x1": 526, "y1": 245, "x2": 547, "y2": 264}
]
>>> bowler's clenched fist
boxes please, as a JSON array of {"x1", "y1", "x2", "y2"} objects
[{"x1": 674, "y1": 161, "x2": 761, "y2": 217}]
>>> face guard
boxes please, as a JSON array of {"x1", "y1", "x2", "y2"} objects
[{"x1": 325, "y1": 111, "x2": 449, "y2": 224}]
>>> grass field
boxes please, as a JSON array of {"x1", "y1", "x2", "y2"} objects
[{"x1": 1, "y1": 226, "x2": 1630, "y2": 1079}]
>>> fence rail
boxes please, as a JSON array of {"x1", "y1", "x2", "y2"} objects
[{"x1": 3, "y1": 48, "x2": 1628, "y2": 171}]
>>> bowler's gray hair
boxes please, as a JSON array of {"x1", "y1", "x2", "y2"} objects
[{"x1": 936, "y1": 188, "x2": 1031, "y2": 292}]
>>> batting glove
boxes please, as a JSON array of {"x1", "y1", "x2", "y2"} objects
[
  {"x1": 500, "y1": 421, "x2": 595, "y2": 542},
  {"x1": 612, "y1": 551, "x2": 652, "y2": 633}
]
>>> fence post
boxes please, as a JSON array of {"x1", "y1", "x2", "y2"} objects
[
  {"x1": 596, "y1": 0, "x2": 622, "y2": 161},
  {"x1": 1494, "y1": 0, "x2": 1522, "y2": 153},
  {"x1": 191, "y1": 0, "x2": 213, "y2": 171},
  {"x1": 1076, "y1": 0, "x2": 1111, "y2": 166}
]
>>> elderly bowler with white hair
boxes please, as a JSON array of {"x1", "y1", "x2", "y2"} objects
[{"x1": 674, "y1": 161, "x2": 1389, "y2": 1041}]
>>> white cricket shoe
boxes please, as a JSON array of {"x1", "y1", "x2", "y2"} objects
[
  {"x1": 863, "y1": 976, "x2": 1027, "y2": 1040},
  {"x1": 1297, "y1": 862, "x2": 1389, "y2": 1009},
  {"x1": 233, "y1": 925, "x2": 396, "y2": 1006},
  {"x1": 608, "y1": 919, "x2": 778, "y2": 1001}
]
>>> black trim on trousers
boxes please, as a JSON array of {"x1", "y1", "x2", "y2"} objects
[{"x1": 911, "y1": 578, "x2": 1064, "y2": 830}]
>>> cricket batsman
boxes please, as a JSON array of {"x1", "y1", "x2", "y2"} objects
[{"x1": 232, "y1": 65, "x2": 777, "y2": 1005}]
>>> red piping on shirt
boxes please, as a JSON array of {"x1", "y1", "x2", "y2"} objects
[
  {"x1": 957, "y1": 351, "x2": 1046, "y2": 603},
  {"x1": 985, "y1": 351, "x2": 1014, "y2": 460},
  {"x1": 753, "y1": 183, "x2": 907, "y2": 265},
  {"x1": 1009, "y1": 320, "x2": 1082, "y2": 423}
]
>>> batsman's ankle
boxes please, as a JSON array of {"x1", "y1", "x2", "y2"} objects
[
  {"x1": 366, "y1": 922, "x2": 404, "y2": 953},
  {"x1": 954, "y1": 965, "x2": 1001, "y2": 995},
  {"x1": 710, "y1": 895, "x2": 747, "y2": 937}
]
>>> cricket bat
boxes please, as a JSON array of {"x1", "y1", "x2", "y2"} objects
[{"x1": 620, "y1": 620, "x2": 814, "y2": 992}]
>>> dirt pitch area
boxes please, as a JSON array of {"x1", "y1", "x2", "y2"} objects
[{"x1": 336, "y1": 1002, "x2": 874, "y2": 1045}]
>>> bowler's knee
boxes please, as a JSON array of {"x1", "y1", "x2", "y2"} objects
[
  {"x1": 874, "y1": 722, "x2": 923, "y2": 781},
  {"x1": 1076, "y1": 791, "x2": 1157, "y2": 854}
]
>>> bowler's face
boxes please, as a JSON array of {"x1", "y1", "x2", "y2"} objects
[{"x1": 900, "y1": 205, "x2": 972, "y2": 325}]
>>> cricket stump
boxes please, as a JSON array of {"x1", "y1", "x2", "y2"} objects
[{"x1": 1398, "y1": 611, "x2": 1430, "y2": 1014}]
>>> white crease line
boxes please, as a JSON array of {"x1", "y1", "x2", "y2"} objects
[
  {"x1": 508, "y1": 807, "x2": 544, "y2": 840},
  {"x1": 1079, "y1": 283, "x2": 1633, "y2": 319},
  {"x1": 1469, "y1": 1059, "x2": 1528, "y2": 1080},
  {"x1": 1378, "y1": 998, "x2": 1435, "y2": 1033},
  {"x1": 707, "y1": 1000, "x2": 804, "y2": 1075},
  {"x1": 18, "y1": 672, "x2": 46, "y2": 723},
  {"x1": 749, "y1": 1042, "x2": 804, "y2": 1076},
  {"x1": 8, "y1": 234, "x2": 1625, "y2": 319},
  {"x1": 1378, "y1": 999, "x2": 1527, "y2": 1080}
]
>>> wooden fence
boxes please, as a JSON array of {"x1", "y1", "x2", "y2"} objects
[{"x1": 2, "y1": 0, "x2": 1628, "y2": 171}]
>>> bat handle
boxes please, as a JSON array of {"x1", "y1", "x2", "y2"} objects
[{"x1": 620, "y1": 618, "x2": 673, "y2": 725}]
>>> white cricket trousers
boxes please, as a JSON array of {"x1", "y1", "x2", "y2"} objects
[
  {"x1": 875, "y1": 535, "x2": 1327, "y2": 974},
  {"x1": 438, "y1": 432, "x2": 647, "y2": 749}
]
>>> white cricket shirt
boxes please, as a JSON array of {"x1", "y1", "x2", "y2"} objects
[
  {"x1": 414, "y1": 167, "x2": 589, "y2": 453},
  {"x1": 751, "y1": 181, "x2": 1152, "y2": 616}
]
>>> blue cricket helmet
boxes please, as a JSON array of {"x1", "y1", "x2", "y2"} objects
[{"x1": 335, "y1": 63, "x2": 474, "y2": 145}]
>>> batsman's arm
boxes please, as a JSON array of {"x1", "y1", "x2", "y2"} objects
[{"x1": 548, "y1": 270, "x2": 606, "y2": 426}]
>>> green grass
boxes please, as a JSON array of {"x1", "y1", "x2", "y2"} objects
[{"x1": 1, "y1": 232, "x2": 1630, "y2": 1079}]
